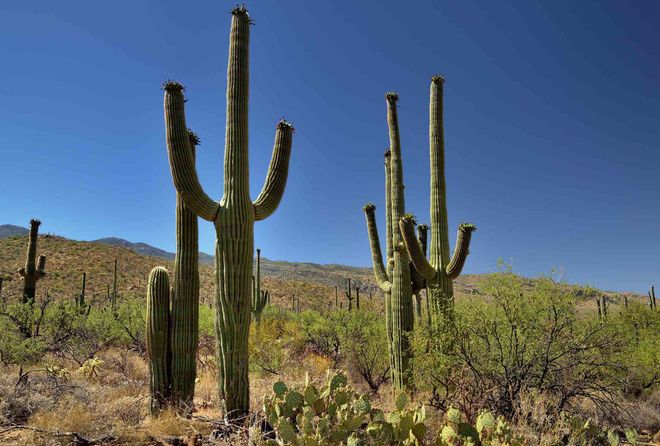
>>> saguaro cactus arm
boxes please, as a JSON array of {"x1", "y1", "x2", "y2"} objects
[
  {"x1": 446, "y1": 223, "x2": 476, "y2": 279},
  {"x1": 399, "y1": 216, "x2": 436, "y2": 280},
  {"x1": 363, "y1": 203, "x2": 392, "y2": 292},
  {"x1": 253, "y1": 120, "x2": 294, "y2": 221},
  {"x1": 36, "y1": 255, "x2": 46, "y2": 279},
  {"x1": 164, "y1": 81, "x2": 220, "y2": 222}
]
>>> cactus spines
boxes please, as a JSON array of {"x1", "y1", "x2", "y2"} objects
[
  {"x1": 398, "y1": 77, "x2": 476, "y2": 323},
  {"x1": 164, "y1": 7, "x2": 293, "y2": 417},
  {"x1": 251, "y1": 249, "x2": 269, "y2": 324},
  {"x1": 146, "y1": 266, "x2": 172, "y2": 415},
  {"x1": 363, "y1": 93, "x2": 417, "y2": 391},
  {"x1": 170, "y1": 130, "x2": 201, "y2": 413},
  {"x1": 18, "y1": 219, "x2": 46, "y2": 304}
]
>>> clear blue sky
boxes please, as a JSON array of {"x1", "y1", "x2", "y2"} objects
[{"x1": 1, "y1": 1, "x2": 658, "y2": 293}]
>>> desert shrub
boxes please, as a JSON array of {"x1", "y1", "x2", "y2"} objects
[
  {"x1": 250, "y1": 307, "x2": 306, "y2": 376},
  {"x1": 338, "y1": 310, "x2": 389, "y2": 392},
  {"x1": 413, "y1": 268, "x2": 628, "y2": 423},
  {"x1": 297, "y1": 310, "x2": 347, "y2": 363}
]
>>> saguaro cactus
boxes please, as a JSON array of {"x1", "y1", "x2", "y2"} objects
[
  {"x1": 251, "y1": 249, "x2": 269, "y2": 324},
  {"x1": 170, "y1": 130, "x2": 201, "y2": 413},
  {"x1": 163, "y1": 6, "x2": 294, "y2": 417},
  {"x1": 18, "y1": 219, "x2": 46, "y2": 304},
  {"x1": 78, "y1": 272, "x2": 87, "y2": 307},
  {"x1": 146, "y1": 266, "x2": 171, "y2": 415},
  {"x1": 649, "y1": 286, "x2": 656, "y2": 310},
  {"x1": 399, "y1": 76, "x2": 476, "y2": 323},
  {"x1": 363, "y1": 92, "x2": 417, "y2": 391},
  {"x1": 345, "y1": 278, "x2": 354, "y2": 311}
]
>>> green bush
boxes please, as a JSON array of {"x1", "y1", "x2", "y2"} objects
[{"x1": 413, "y1": 268, "x2": 629, "y2": 422}]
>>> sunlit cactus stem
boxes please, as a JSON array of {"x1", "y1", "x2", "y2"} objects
[
  {"x1": 363, "y1": 92, "x2": 419, "y2": 391},
  {"x1": 18, "y1": 219, "x2": 46, "y2": 304},
  {"x1": 251, "y1": 249, "x2": 269, "y2": 324},
  {"x1": 164, "y1": 6, "x2": 293, "y2": 418},
  {"x1": 170, "y1": 130, "x2": 201, "y2": 414},
  {"x1": 399, "y1": 76, "x2": 476, "y2": 324},
  {"x1": 146, "y1": 266, "x2": 172, "y2": 416},
  {"x1": 649, "y1": 286, "x2": 656, "y2": 310}
]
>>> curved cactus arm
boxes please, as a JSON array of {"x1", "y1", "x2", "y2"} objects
[
  {"x1": 363, "y1": 203, "x2": 392, "y2": 292},
  {"x1": 253, "y1": 120, "x2": 294, "y2": 221},
  {"x1": 446, "y1": 223, "x2": 476, "y2": 279},
  {"x1": 399, "y1": 216, "x2": 436, "y2": 280},
  {"x1": 164, "y1": 81, "x2": 219, "y2": 221}
]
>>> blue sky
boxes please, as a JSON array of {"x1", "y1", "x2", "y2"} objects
[{"x1": 1, "y1": 1, "x2": 658, "y2": 293}]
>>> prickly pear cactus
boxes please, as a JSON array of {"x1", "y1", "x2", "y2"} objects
[
  {"x1": 262, "y1": 372, "x2": 427, "y2": 445},
  {"x1": 437, "y1": 407, "x2": 524, "y2": 446}
]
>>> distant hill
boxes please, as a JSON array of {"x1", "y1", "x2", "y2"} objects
[
  {"x1": 0, "y1": 228, "x2": 644, "y2": 314},
  {"x1": 0, "y1": 224, "x2": 29, "y2": 238}
]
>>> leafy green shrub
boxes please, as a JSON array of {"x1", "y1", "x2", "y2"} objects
[
  {"x1": 413, "y1": 268, "x2": 628, "y2": 421},
  {"x1": 262, "y1": 372, "x2": 427, "y2": 445},
  {"x1": 250, "y1": 307, "x2": 306, "y2": 375}
]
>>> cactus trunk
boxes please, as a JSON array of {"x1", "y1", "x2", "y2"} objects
[
  {"x1": 399, "y1": 77, "x2": 475, "y2": 326},
  {"x1": 164, "y1": 6, "x2": 293, "y2": 417},
  {"x1": 363, "y1": 93, "x2": 417, "y2": 391},
  {"x1": 19, "y1": 219, "x2": 46, "y2": 304},
  {"x1": 146, "y1": 267, "x2": 171, "y2": 415},
  {"x1": 170, "y1": 134, "x2": 200, "y2": 413}
]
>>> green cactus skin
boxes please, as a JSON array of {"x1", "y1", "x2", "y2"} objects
[
  {"x1": 18, "y1": 219, "x2": 46, "y2": 304},
  {"x1": 251, "y1": 249, "x2": 269, "y2": 324},
  {"x1": 163, "y1": 7, "x2": 293, "y2": 417},
  {"x1": 146, "y1": 266, "x2": 172, "y2": 416},
  {"x1": 169, "y1": 131, "x2": 201, "y2": 414},
  {"x1": 363, "y1": 93, "x2": 417, "y2": 391},
  {"x1": 398, "y1": 77, "x2": 476, "y2": 323},
  {"x1": 78, "y1": 272, "x2": 86, "y2": 307},
  {"x1": 650, "y1": 286, "x2": 656, "y2": 310},
  {"x1": 414, "y1": 224, "x2": 429, "y2": 320},
  {"x1": 112, "y1": 258, "x2": 118, "y2": 314},
  {"x1": 345, "y1": 278, "x2": 354, "y2": 311}
]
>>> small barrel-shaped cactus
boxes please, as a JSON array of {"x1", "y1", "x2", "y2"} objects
[{"x1": 146, "y1": 266, "x2": 172, "y2": 415}]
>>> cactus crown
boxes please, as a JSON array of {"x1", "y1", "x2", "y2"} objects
[
  {"x1": 431, "y1": 74, "x2": 445, "y2": 84},
  {"x1": 162, "y1": 80, "x2": 185, "y2": 92},
  {"x1": 277, "y1": 118, "x2": 296, "y2": 132},
  {"x1": 363, "y1": 202, "x2": 376, "y2": 212},
  {"x1": 401, "y1": 213, "x2": 417, "y2": 224},
  {"x1": 231, "y1": 4, "x2": 249, "y2": 16},
  {"x1": 385, "y1": 92, "x2": 399, "y2": 102},
  {"x1": 30, "y1": 219, "x2": 41, "y2": 226},
  {"x1": 417, "y1": 223, "x2": 429, "y2": 231},
  {"x1": 187, "y1": 129, "x2": 201, "y2": 146},
  {"x1": 459, "y1": 222, "x2": 477, "y2": 232}
]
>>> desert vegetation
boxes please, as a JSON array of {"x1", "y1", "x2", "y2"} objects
[{"x1": 0, "y1": 4, "x2": 658, "y2": 446}]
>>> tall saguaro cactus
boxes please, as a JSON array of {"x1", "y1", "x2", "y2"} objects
[
  {"x1": 170, "y1": 130, "x2": 201, "y2": 413},
  {"x1": 18, "y1": 219, "x2": 46, "y2": 304},
  {"x1": 398, "y1": 76, "x2": 476, "y2": 323},
  {"x1": 252, "y1": 249, "x2": 269, "y2": 324},
  {"x1": 363, "y1": 92, "x2": 417, "y2": 391},
  {"x1": 146, "y1": 267, "x2": 171, "y2": 415},
  {"x1": 164, "y1": 6, "x2": 294, "y2": 417}
]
